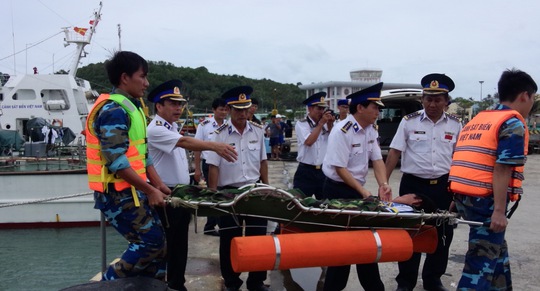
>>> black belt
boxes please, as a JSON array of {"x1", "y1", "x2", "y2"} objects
[
  {"x1": 299, "y1": 162, "x2": 322, "y2": 170},
  {"x1": 403, "y1": 173, "x2": 448, "y2": 185}
]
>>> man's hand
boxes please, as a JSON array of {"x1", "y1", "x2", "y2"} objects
[
  {"x1": 321, "y1": 110, "x2": 335, "y2": 124},
  {"x1": 378, "y1": 184, "x2": 392, "y2": 202},
  {"x1": 213, "y1": 142, "x2": 238, "y2": 163},
  {"x1": 147, "y1": 188, "x2": 169, "y2": 208},
  {"x1": 393, "y1": 194, "x2": 422, "y2": 207},
  {"x1": 194, "y1": 168, "x2": 203, "y2": 183},
  {"x1": 490, "y1": 211, "x2": 508, "y2": 233}
]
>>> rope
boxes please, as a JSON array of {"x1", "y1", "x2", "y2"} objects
[{"x1": 0, "y1": 191, "x2": 93, "y2": 208}]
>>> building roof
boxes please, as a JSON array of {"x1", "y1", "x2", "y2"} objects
[{"x1": 299, "y1": 81, "x2": 421, "y2": 90}]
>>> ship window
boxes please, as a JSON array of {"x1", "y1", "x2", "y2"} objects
[
  {"x1": 12, "y1": 89, "x2": 37, "y2": 100},
  {"x1": 42, "y1": 89, "x2": 70, "y2": 111}
]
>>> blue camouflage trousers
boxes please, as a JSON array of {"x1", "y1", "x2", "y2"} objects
[
  {"x1": 94, "y1": 189, "x2": 167, "y2": 281},
  {"x1": 454, "y1": 194, "x2": 512, "y2": 291}
]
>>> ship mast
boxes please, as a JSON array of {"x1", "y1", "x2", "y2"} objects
[{"x1": 63, "y1": 2, "x2": 102, "y2": 76}]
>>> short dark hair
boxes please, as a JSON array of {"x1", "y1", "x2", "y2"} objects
[
  {"x1": 211, "y1": 98, "x2": 227, "y2": 109},
  {"x1": 349, "y1": 100, "x2": 371, "y2": 114},
  {"x1": 250, "y1": 97, "x2": 259, "y2": 105},
  {"x1": 498, "y1": 68, "x2": 537, "y2": 102},
  {"x1": 105, "y1": 51, "x2": 148, "y2": 87}
]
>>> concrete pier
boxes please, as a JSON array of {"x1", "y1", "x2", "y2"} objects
[{"x1": 184, "y1": 155, "x2": 540, "y2": 290}]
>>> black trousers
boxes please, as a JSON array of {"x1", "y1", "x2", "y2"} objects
[
  {"x1": 201, "y1": 159, "x2": 218, "y2": 230},
  {"x1": 218, "y1": 186, "x2": 268, "y2": 289},
  {"x1": 156, "y1": 198, "x2": 192, "y2": 291},
  {"x1": 322, "y1": 177, "x2": 385, "y2": 291},
  {"x1": 395, "y1": 173, "x2": 454, "y2": 289},
  {"x1": 293, "y1": 163, "x2": 326, "y2": 199}
]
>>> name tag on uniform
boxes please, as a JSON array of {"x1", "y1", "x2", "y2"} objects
[
  {"x1": 249, "y1": 140, "x2": 258, "y2": 144},
  {"x1": 352, "y1": 143, "x2": 361, "y2": 147},
  {"x1": 414, "y1": 131, "x2": 425, "y2": 134},
  {"x1": 444, "y1": 132, "x2": 454, "y2": 140}
]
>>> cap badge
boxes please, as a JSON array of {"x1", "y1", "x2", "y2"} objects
[
  {"x1": 239, "y1": 93, "x2": 246, "y2": 101},
  {"x1": 320, "y1": 97, "x2": 325, "y2": 102},
  {"x1": 173, "y1": 87, "x2": 180, "y2": 95},
  {"x1": 430, "y1": 80, "x2": 439, "y2": 89}
]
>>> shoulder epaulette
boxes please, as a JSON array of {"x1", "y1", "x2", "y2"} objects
[
  {"x1": 403, "y1": 111, "x2": 422, "y2": 120},
  {"x1": 214, "y1": 122, "x2": 228, "y2": 134},
  {"x1": 373, "y1": 124, "x2": 379, "y2": 131},
  {"x1": 201, "y1": 119, "x2": 210, "y2": 125},
  {"x1": 447, "y1": 113, "x2": 460, "y2": 122},
  {"x1": 249, "y1": 120, "x2": 263, "y2": 129},
  {"x1": 341, "y1": 121, "x2": 353, "y2": 133},
  {"x1": 155, "y1": 120, "x2": 163, "y2": 126},
  {"x1": 299, "y1": 118, "x2": 307, "y2": 122}
]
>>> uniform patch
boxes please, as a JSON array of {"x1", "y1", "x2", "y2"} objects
[
  {"x1": 414, "y1": 131, "x2": 426, "y2": 134},
  {"x1": 249, "y1": 120, "x2": 263, "y2": 128},
  {"x1": 249, "y1": 140, "x2": 258, "y2": 144},
  {"x1": 214, "y1": 122, "x2": 228, "y2": 134},
  {"x1": 353, "y1": 123, "x2": 360, "y2": 133},
  {"x1": 201, "y1": 119, "x2": 210, "y2": 125},
  {"x1": 404, "y1": 111, "x2": 422, "y2": 120},
  {"x1": 447, "y1": 113, "x2": 460, "y2": 122},
  {"x1": 341, "y1": 121, "x2": 353, "y2": 133}
]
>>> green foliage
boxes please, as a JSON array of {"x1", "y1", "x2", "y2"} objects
[
  {"x1": 76, "y1": 61, "x2": 305, "y2": 114},
  {"x1": 452, "y1": 97, "x2": 475, "y2": 120},
  {"x1": 477, "y1": 94, "x2": 497, "y2": 111}
]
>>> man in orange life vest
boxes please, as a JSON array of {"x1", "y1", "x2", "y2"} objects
[
  {"x1": 86, "y1": 51, "x2": 170, "y2": 280},
  {"x1": 449, "y1": 69, "x2": 537, "y2": 290},
  {"x1": 385, "y1": 73, "x2": 462, "y2": 291}
]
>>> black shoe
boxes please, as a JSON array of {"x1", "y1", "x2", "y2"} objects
[
  {"x1": 204, "y1": 230, "x2": 220, "y2": 236},
  {"x1": 396, "y1": 287, "x2": 413, "y2": 291},
  {"x1": 248, "y1": 284, "x2": 271, "y2": 291},
  {"x1": 423, "y1": 284, "x2": 449, "y2": 291},
  {"x1": 224, "y1": 287, "x2": 239, "y2": 291}
]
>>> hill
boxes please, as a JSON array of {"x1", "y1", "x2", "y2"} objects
[{"x1": 76, "y1": 61, "x2": 305, "y2": 115}]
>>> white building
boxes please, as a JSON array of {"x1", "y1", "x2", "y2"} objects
[{"x1": 299, "y1": 69, "x2": 421, "y2": 111}]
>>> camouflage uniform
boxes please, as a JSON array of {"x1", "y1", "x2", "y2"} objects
[
  {"x1": 93, "y1": 89, "x2": 166, "y2": 280},
  {"x1": 454, "y1": 104, "x2": 527, "y2": 290}
]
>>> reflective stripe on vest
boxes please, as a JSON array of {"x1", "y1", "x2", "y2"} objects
[
  {"x1": 448, "y1": 109, "x2": 528, "y2": 201},
  {"x1": 86, "y1": 94, "x2": 147, "y2": 204}
]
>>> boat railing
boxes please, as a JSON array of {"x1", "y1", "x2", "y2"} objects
[{"x1": 0, "y1": 144, "x2": 86, "y2": 172}]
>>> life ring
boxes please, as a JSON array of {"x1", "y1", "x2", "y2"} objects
[{"x1": 52, "y1": 118, "x2": 63, "y2": 127}]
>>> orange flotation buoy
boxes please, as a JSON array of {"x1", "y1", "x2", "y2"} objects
[{"x1": 231, "y1": 229, "x2": 415, "y2": 272}]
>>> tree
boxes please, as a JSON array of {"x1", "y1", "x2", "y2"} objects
[
  {"x1": 477, "y1": 94, "x2": 497, "y2": 111},
  {"x1": 452, "y1": 97, "x2": 475, "y2": 120}
]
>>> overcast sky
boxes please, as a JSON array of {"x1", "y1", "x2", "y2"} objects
[{"x1": 1, "y1": 0, "x2": 539, "y2": 100}]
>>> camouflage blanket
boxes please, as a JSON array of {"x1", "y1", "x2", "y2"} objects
[{"x1": 170, "y1": 184, "x2": 412, "y2": 213}]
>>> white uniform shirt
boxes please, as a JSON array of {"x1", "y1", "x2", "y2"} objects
[
  {"x1": 389, "y1": 110, "x2": 462, "y2": 179},
  {"x1": 205, "y1": 121, "x2": 267, "y2": 188},
  {"x1": 147, "y1": 115, "x2": 190, "y2": 187},
  {"x1": 322, "y1": 114, "x2": 382, "y2": 185},
  {"x1": 295, "y1": 116, "x2": 330, "y2": 166},
  {"x1": 194, "y1": 117, "x2": 221, "y2": 160}
]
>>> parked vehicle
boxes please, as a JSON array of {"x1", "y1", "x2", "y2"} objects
[{"x1": 377, "y1": 89, "x2": 423, "y2": 159}]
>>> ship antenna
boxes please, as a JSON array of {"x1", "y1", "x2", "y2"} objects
[{"x1": 63, "y1": 1, "x2": 103, "y2": 76}]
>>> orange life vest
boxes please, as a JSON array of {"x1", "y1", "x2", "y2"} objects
[
  {"x1": 449, "y1": 109, "x2": 528, "y2": 201},
  {"x1": 85, "y1": 94, "x2": 147, "y2": 205}
]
